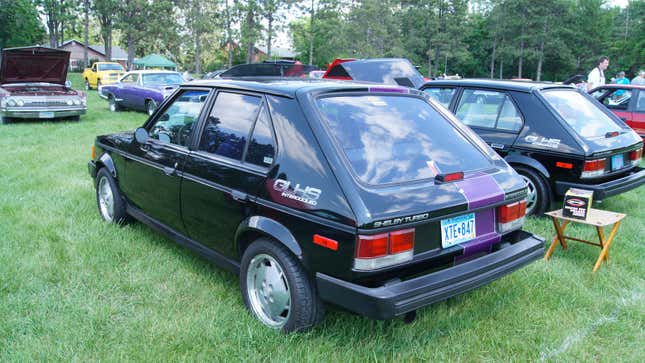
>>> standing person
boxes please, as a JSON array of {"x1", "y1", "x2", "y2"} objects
[
  {"x1": 587, "y1": 56, "x2": 609, "y2": 91},
  {"x1": 632, "y1": 70, "x2": 645, "y2": 85},
  {"x1": 615, "y1": 71, "x2": 630, "y2": 85}
]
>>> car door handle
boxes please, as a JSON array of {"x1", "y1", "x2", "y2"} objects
[
  {"x1": 163, "y1": 166, "x2": 176, "y2": 176},
  {"x1": 231, "y1": 190, "x2": 248, "y2": 203}
]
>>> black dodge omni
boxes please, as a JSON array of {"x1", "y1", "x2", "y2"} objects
[
  {"x1": 88, "y1": 79, "x2": 544, "y2": 332},
  {"x1": 422, "y1": 80, "x2": 645, "y2": 215}
]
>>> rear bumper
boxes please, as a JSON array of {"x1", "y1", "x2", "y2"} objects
[
  {"x1": 554, "y1": 166, "x2": 645, "y2": 200},
  {"x1": 316, "y1": 232, "x2": 545, "y2": 320},
  {"x1": 0, "y1": 107, "x2": 86, "y2": 119}
]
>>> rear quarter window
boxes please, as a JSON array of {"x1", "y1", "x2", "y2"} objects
[{"x1": 316, "y1": 94, "x2": 491, "y2": 185}]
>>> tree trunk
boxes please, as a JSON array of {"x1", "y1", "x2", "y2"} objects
[
  {"x1": 83, "y1": 0, "x2": 89, "y2": 68},
  {"x1": 195, "y1": 33, "x2": 202, "y2": 74},
  {"x1": 517, "y1": 23, "x2": 525, "y2": 78},
  {"x1": 536, "y1": 19, "x2": 547, "y2": 81},
  {"x1": 245, "y1": 6, "x2": 255, "y2": 63},
  {"x1": 427, "y1": 49, "x2": 433, "y2": 78},
  {"x1": 490, "y1": 37, "x2": 497, "y2": 79},
  {"x1": 127, "y1": 33, "x2": 135, "y2": 70},
  {"x1": 225, "y1": 0, "x2": 232, "y2": 68},
  {"x1": 308, "y1": 0, "x2": 315, "y2": 65},
  {"x1": 499, "y1": 57, "x2": 504, "y2": 79},
  {"x1": 267, "y1": 15, "x2": 273, "y2": 59}
]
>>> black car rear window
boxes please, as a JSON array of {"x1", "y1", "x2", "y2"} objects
[
  {"x1": 341, "y1": 60, "x2": 425, "y2": 88},
  {"x1": 316, "y1": 94, "x2": 491, "y2": 185},
  {"x1": 542, "y1": 89, "x2": 622, "y2": 138}
]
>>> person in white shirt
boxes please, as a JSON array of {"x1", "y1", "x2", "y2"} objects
[
  {"x1": 632, "y1": 70, "x2": 645, "y2": 86},
  {"x1": 587, "y1": 56, "x2": 609, "y2": 91}
]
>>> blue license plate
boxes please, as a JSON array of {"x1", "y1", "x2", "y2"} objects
[
  {"x1": 441, "y1": 213, "x2": 476, "y2": 248},
  {"x1": 611, "y1": 154, "x2": 624, "y2": 171}
]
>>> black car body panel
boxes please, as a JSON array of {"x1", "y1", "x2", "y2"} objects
[
  {"x1": 89, "y1": 79, "x2": 543, "y2": 325},
  {"x1": 420, "y1": 79, "x2": 644, "y2": 207}
]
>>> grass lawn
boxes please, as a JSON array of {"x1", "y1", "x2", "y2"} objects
[{"x1": 1, "y1": 73, "x2": 643, "y2": 361}]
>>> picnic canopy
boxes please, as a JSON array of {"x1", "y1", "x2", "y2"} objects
[{"x1": 133, "y1": 54, "x2": 177, "y2": 70}]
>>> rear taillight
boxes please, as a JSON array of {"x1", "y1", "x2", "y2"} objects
[
  {"x1": 629, "y1": 148, "x2": 643, "y2": 166},
  {"x1": 497, "y1": 200, "x2": 526, "y2": 233},
  {"x1": 354, "y1": 228, "x2": 415, "y2": 270},
  {"x1": 581, "y1": 158, "x2": 606, "y2": 178}
]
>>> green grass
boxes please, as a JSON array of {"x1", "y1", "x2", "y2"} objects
[{"x1": 1, "y1": 73, "x2": 643, "y2": 361}]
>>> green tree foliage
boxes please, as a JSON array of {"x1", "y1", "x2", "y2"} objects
[{"x1": 0, "y1": 0, "x2": 45, "y2": 49}]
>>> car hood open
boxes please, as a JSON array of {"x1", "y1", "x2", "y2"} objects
[{"x1": 0, "y1": 46, "x2": 70, "y2": 85}]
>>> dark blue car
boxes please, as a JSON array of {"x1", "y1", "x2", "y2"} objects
[{"x1": 100, "y1": 70, "x2": 185, "y2": 115}]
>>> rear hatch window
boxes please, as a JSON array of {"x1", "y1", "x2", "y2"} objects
[
  {"x1": 316, "y1": 94, "x2": 492, "y2": 185},
  {"x1": 542, "y1": 89, "x2": 622, "y2": 139}
]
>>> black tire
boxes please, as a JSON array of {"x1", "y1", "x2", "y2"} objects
[
  {"x1": 241, "y1": 238, "x2": 324, "y2": 333},
  {"x1": 0, "y1": 116, "x2": 10, "y2": 124},
  {"x1": 109, "y1": 95, "x2": 121, "y2": 112},
  {"x1": 515, "y1": 166, "x2": 550, "y2": 216},
  {"x1": 95, "y1": 168, "x2": 129, "y2": 225},
  {"x1": 85, "y1": 79, "x2": 91, "y2": 90},
  {"x1": 146, "y1": 100, "x2": 157, "y2": 116}
]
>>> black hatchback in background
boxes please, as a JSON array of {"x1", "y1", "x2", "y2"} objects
[
  {"x1": 421, "y1": 80, "x2": 645, "y2": 215},
  {"x1": 88, "y1": 79, "x2": 544, "y2": 332}
]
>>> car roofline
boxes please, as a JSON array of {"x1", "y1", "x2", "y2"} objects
[{"x1": 422, "y1": 79, "x2": 575, "y2": 93}]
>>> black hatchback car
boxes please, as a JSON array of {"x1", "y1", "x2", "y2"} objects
[
  {"x1": 88, "y1": 79, "x2": 544, "y2": 332},
  {"x1": 421, "y1": 80, "x2": 645, "y2": 215}
]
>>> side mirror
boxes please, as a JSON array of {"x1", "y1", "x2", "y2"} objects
[
  {"x1": 135, "y1": 127, "x2": 149, "y2": 144},
  {"x1": 158, "y1": 113, "x2": 170, "y2": 122},
  {"x1": 65, "y1": 80, "x2": 72, "y2": 88}
]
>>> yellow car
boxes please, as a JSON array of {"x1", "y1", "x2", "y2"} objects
[{"x1": 82, "y1": 62, "x2": 125, "y2": 90}]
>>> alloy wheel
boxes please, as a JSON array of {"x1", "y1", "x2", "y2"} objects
[
  {"x1": 98, "y1": 176, "x2": 115, "y2": 222},
  {"x1": 246, "y1": 253, "x2": 291, "y2": 328},
  {"x1": 520, "y1": 174, "x2": 537, "y2": 215}
]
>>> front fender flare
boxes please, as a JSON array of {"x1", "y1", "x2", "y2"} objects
[
  {"x1": 505, "y1": 154, "x2": 550, "y2": 179},
  {"x1": 98, "y1": 152, "x2": 117, "y2": 179},
  {"x1": 235, "y1": 216, "x2": 303, "y2": 259}
]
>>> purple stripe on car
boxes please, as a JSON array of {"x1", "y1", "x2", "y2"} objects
[
  {"x1": 456, "y1": 174, "x2": 505, "y2": 209},
  {"x1": 455, "y1": 207, "x2": 500, "y2": 262}
]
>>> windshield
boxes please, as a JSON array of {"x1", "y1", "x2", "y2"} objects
[
  {"x1": 98, "y1": 63, "x2": 125, "y2": 71},
  {"x1": 316, "y1": 94, "x2": 491, "y2": 185},
  {"x1": 142, "y1": 73, "x2": 184, "y2": 86},
  {"x1": 542, "y1": 89, "x2": 621, "y2": 138}
]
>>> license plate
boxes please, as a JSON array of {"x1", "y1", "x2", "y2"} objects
[
  {"x1": 611, "y1": 154, "x2": 624, "y2": 171},
  {"x1": 441, "y1": 213, "x2": 476, "y2": 248},
  {"x1": 39, "y1": 111, "x2": 55, "y2": 118}
]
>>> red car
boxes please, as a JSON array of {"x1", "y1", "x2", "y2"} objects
[
  {"x1": 590, "y1": 84, "x2": 645, "y2": 138},
  {"x1": 0, "y1": 46, "x2": 86, "y2": 123}
]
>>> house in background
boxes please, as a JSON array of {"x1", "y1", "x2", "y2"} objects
[{"x1": 57, "y1": 40, "x2": 128, "y2": 71}]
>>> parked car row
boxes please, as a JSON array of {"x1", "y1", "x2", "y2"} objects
[
  {"x1": 321, "y1": 58, "x2": 645, "y2": 216},
  {"x1": 3, "y1": 47, "x2": 641, "y2": 333}
]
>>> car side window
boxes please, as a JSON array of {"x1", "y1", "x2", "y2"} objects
[
  {"x1": 245, "y1": 106, "x2": 276, "y2": 167},
  {"x1": 423, "y1": 88, "x2": 456, "y2": 108},
  {"x1": 122, "y1": 74, "x2": 139, "y2": 84},
  {"x1": 148, "y1": 89, "x2": 210, "y2": 147},
  {"x1": 455, "y1": 89, "x2": 522, "y2": 131},
  {"x1": 602, "y1": 89, "x2": 632, "y2": 110},
  {"x1": 198, "y1": 92, "x2": 262, "y2": 161},
  {"x1": 636, "y1": 91, "x2": 645, "y2": 112},
  {"x1": 496, "y1": 96, "x2": 523, "y2": 131}
]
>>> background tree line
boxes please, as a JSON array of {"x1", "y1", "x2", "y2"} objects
[{"x1": 0, "y1": 0, "x2": 642, "y2": 81}]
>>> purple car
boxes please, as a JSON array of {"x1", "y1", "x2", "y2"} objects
[{"x1": 100, "y1": 70, "x2": 184, "y2": 115}]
